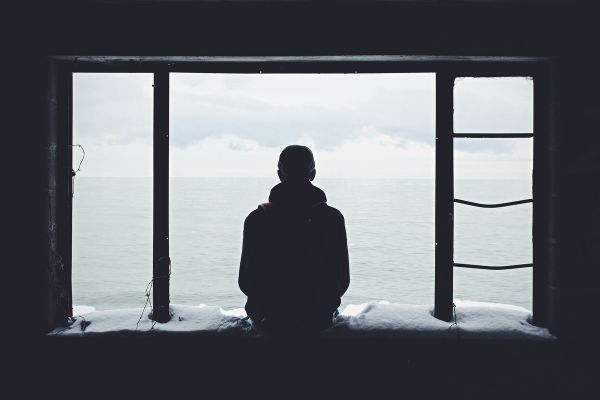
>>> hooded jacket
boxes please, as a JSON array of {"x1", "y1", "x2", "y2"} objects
[{"x1": 238, "y1": 180, "x2": 350, "y2": 332}]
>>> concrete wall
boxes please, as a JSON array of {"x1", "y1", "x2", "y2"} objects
[
  {"x1": 550, "y1": 60, "x2": 600, "y2": 338},
  {"x1": 7, "y1": 1, "x2": 599, "y2": 338}
]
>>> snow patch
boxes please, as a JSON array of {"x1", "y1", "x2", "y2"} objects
[
  {"x1": 329, "y1": 300, "x2": 554, "y2": 339},
  {"x1": 220, "y1": 307, "x2": 247, "y2": 317},
  {"x1": 340, "y1": 303, "x2": 370, "y2": 316},
  {"x1": 53, "y1": 301, "x2": 554, "y2": 340},
  {"x1": 331, "y1": 302, "x2": 451, "y2": 338},
  {"x1": 73, "y1": 305, "x2": 96, "y2": 315},
  {"x1": 53, "y1": 304, "x2": 253, "y2": 336}
]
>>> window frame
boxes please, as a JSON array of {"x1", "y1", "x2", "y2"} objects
[
  {"x1": 47, "y1": 56, "x2": 553, "y2": 329},
  {"x1": 435, "y1": 71, "x2": 549, "y2": 324}
]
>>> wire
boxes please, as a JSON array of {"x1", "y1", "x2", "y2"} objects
[
  {"x1": 78, "y1": 314, "x2": 90, "y2": 333},
  {"x1": 136, "y1": 257, "x2": 172, "y2": 330},
  {"x1": 72, "y1": 144, "x2": 86, "y2": 174},
  {"x1": 71, "y1": 144, "x2": 86, "y2": 197},
  {"x1": 136, "y1": 280, "x2": 153, "y2": 330},
  {"x1": 447, "y1": 302, "x2": 459, "y2": 338}
]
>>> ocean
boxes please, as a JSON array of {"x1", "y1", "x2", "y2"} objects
[{"x1": 72, "y1": 177, "x2": 533, "y2": 311}]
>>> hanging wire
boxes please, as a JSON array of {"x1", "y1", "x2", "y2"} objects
[
  {"x1": 136, "y1": 257, "x2": 171, "y2": 331},
  {"x1": 72, "y1": 144, "x2": 86, "y2": 174},
  {"x1": 447, "y1": 302, "x2": 459, "y2": 338},
  {"x1": 78, "y1": 314, "x2": 90, "y2": 333},
  {"x1": 136, "y1": 280, "x2": 154, "y2": 330},
  {"x1": 72, "y1": 144, "x2": 86, "y2": 197}
]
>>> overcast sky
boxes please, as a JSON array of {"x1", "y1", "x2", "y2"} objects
[{"x1": 73, "y1": 73, "x2": 533, "y2": 179}]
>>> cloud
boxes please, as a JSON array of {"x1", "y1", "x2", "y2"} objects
[
  {"x1": 73, "y1": 74, "x2": 153, "y2": 144},
  {"x1": 454, "y1": 76, "x2": 533, "y2": 134},
  {"x1": 73, "y1": 73, "x2": 534, "y2": 157},
  {"x1": 74, "y1": 130, "x2": 531, "y2": 180},
  {"x1": 169, "y1": 132, "x2": 435, "y2": 179},
  {"x1": 169, "y1": 73, "x2": 436, "y2": 150}
]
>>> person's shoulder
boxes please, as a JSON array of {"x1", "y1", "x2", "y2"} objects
[
  {"x1": 320, "y1": 203, "x2": 345, "y2": 223},
  {"x1": 244, "y1": 206, "x2": 266, "y2": 225}
]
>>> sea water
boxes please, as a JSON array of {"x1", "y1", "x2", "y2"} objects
[{"x1": 72, "y1": 177, "x2": 532, "y2": 311}]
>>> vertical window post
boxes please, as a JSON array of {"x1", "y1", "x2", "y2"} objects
[
  {"x1": 532, "y1": 70, "x2": 549, "y2": 327},
  {"x1": 45, "y1": 60, "x2": 74, "y2": 330},
  {"x1": 153, "y1": 71, "x2": 171, "y2": 323},
  {"x1": 434, "y1": 73, "x2": 454, "y2": 322}
]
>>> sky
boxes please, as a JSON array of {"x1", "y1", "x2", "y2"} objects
[{"x1": 73, "y1": 73, "x2": 533, "y2": 179}]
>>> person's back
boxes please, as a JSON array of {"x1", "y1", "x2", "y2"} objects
[{"x1": 239, "y1": 145, "x2": 350, "y2": 335}]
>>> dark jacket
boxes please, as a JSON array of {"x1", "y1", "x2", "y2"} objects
[{"x1": 238, "y1": 180, "x2": 350, "y2": 333}]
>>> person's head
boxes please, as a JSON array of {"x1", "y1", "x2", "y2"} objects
[{"x1": 277, "y1": 145, "x2": 316, "y2": 182}]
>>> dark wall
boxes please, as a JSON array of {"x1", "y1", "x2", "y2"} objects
[
  {"x1": 15, "y1": 1, "x2": 597, "y2": 57},
  {"x1": 551, "y1": 60, "x2": 600, "y2": 339},
  {"x1": 8, "y1": 1, "x2": 599, "y2": 338}
]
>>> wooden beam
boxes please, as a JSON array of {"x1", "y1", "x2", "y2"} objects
[
  {"x1": 153, "y1": 71, "x2": 171, "y2": 323},
  {"x1": 532, "y1": 68, "x2": 550, "y2": 327},
  {"x1": 44, "y1": 60, "x2": 73, "y2": 331},
  {"x1": 453, "y1": 133, "x2": 533, "y2": 138},
  {"x1": 434, "y1": 73, "x2": 454, "y2": 322}
]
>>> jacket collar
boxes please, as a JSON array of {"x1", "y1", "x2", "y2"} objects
[{"x1": 268, "y1": 180, "x2": 327, "y2": 208}]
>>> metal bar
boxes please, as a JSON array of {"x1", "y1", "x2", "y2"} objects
[
  {"x1": 54, "y1": 55, "x2": 550, "y2": 64},
  {"x1": 63, "y1": 70, "x2": 74, "y2": 321},
  {"x1": 454, "y1": 198, "x2": 532, "y2": 208},
  {"x1": 44, "y1": 60, "x2": 74, "y2": 331},
  {"x1": 454, "y1": 263, "x2": 533, "y2": 270},
  {"x1": 453, "y1": 73, "x2": 537, "y2": 78},
  {"x1": 545, "y1": 62, "x2": 559, "y2": 335},
  {"x1": 453, "y1": 133, "x2": 533, "y2": 138},
  {"x1": 532, "y1": 68, "x2": 550, "y2": 327},
  {"x1": 55, "y1": 56, "x2": 548, "y2": 75},
  {"x1": 434, "y1": 73, "x2": 454, "y2": 322},
  {"x1": 152, "y1": 71, "x2": 171, "y2": 323}
]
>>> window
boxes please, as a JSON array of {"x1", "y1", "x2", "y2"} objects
[
  {"x1": 453, "y1": 78, "x2": 534, "y2": 310},
  {"x1": 72, "y1": 73, "x2": 153, "y2": 310},
  {"x1": 53, "y1": 57, "x2": 550, "y2": 328},
  {"x1": 435, "y1": 72, "x2": 547, "y2": 324},
  {"x1": 167, "y1": 73, "x2": 435, "y2": 308}
]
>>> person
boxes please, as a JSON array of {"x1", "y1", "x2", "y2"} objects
[{"x1": 238, "y1": 145, "x2": 350, "y2": 335}]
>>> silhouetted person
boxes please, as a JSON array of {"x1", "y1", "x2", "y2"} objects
[{"x1": 239, "y1": 145, "x2": 350, "y2": 335}]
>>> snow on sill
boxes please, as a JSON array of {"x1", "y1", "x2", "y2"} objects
[{"x1": 49, "y1": 300, "x2": 555, "y2": 340}]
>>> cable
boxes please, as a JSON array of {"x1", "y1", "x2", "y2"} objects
[
  {"x1": 78, "y1": 314, "x2": 90, "y2": 333},
  {"x1": 447, "y1": 302, "x2": 459, "y2": 339},
  {"x1": 136, "y1": 280, "x2": 153, "y2": 330},
  {"x1": 71, "y1": 144, "x2": 86, "y2": 197},
  {"x1": 136, "y1": 257, "x2": 171, "y2": 330},
  {"x1": 72, "y1": 144, "x2": 86, "y2": 174}
]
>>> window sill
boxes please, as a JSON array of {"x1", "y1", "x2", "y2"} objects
[{"x1": 49, "y1": 300, "x2": 554, "y2": 340}]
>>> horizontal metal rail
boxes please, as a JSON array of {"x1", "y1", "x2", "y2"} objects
[
  {"x1": 454, "y1": 263, "x2": 533, "y2": 270},
  {"x1": 453, "y1": 133, "x2": 533, "y2": 138},
  {"x1": 454, "y1": 198, "x2": 532, "y2": 208}
]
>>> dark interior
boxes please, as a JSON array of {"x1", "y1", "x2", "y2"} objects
[{"x1": 7, "y1": 0, "x2": 600, "y2": 397}]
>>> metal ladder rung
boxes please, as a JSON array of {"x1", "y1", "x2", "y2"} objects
[
  {"x1": 453, "y1": 262, "x2": 533, "y2": 270},
  {"x1": 454, "y1": 198, "x2": 532, "y2": 208}
]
